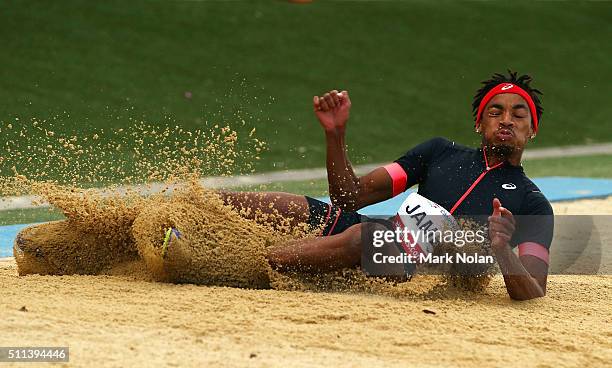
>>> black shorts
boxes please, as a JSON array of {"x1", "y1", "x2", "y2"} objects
[
  {"x1": 305, "y1": 196, "x2": 363, "y2": 236},
  {"x1": 305, "y1": 197, "x2": 415, "y2": 277}
]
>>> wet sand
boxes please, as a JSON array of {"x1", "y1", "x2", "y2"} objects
[{"x1": 1, "y1": 197, "x2": 611, "y2": 367}]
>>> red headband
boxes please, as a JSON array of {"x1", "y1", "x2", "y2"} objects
[{"x1": 475, "y1": 82, "x2": 539, "y2": 133}]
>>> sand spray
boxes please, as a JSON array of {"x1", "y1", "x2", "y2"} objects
[{"x1": 2, "y1": 118, "x2": 494, "y2": 294}]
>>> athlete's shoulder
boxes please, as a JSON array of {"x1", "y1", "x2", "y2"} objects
[
  {"x1": 415, "y1": 136, "x2": 451, "y2": 149},
  {"x1": 397, "y1": 137, "x2": 472, "y2": 166},
  {"x1": 421, "y1": 136, "x2": 467, "y2": 154}
]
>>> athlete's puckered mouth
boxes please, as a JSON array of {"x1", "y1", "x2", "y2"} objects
[{"x1": 495, "y1": 128, "x2": 514, "y2": 141}]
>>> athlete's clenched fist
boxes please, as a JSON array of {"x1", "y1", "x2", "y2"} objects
[{"x1": 313, "y1": 90, "x2": 351, "y2": 133}]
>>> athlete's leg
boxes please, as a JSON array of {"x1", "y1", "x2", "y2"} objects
[
  {"x1": 218, "y1": 191, "x2": 310, "y2": 228},
  {"x1": 266, "y1": 221, "x2": 409, "y2": 279},
  {"x1": 266, "y1": 223, "x2": 363, "y2": 272}
]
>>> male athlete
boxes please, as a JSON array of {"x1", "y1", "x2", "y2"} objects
[{"x1": 180, "y1": 71, "x2": 553, "y2": 301}]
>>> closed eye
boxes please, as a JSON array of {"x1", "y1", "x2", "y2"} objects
[{"x1": 512, "y1": 104, "x2": 529, "y2": 119}]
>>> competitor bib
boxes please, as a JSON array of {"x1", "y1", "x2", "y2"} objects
[{"x1": 392, "y1": 193, "x2": 458, "y2": 258}]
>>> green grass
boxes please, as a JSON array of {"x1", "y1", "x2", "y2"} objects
[
  {"x1": 0, "y1": 207, "x2": 65, "y2": 226},
  {"x1": 3, "y1": 154, "x2": 610, "y2": 226},
  {"x1": 522, "y1": 154, "x2": 612, "y2": 179},
  {"x1": 1, "y1": 0, "x2": 611, "y2": 181}
]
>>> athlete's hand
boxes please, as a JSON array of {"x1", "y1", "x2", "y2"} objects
[
  {"x1": 488, "y1": 198, "x2": 516, "y2": 250},
  {"x1": 313, "y1": 90, "x2": 351, "y2": 133}
]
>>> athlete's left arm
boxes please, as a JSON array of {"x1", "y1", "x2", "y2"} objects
[{"x1": 488, "y1": 198, "x2": 549, "y2": 300}]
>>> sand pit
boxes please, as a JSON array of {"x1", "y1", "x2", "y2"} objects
[
  {"x1": 1, "y1": 197, "x2": 611, "y2": 367},
  {"x1": 0, "y1": 265, "x2": 610, "y2": 367}
]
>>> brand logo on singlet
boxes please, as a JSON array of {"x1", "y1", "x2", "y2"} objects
[
  {"x1": 502, "y1": 183, "x2": 517, "y2": 190},
  {"x1": 501, "y1": 83, "x2": 514, "y2": 91}
]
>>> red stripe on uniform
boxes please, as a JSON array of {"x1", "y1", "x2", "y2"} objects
[
  {"x1": 319, "y1": 204, "x2": 333, "y2": 236},
  {"x1": 326, "y1": 207, "x2": 342, "y2": 236},
  {"x1": 450, "y1": 148, "x2": 503, "y2": 215}
]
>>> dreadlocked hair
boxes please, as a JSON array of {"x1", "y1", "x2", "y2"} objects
[{"x1": 472, "y1": 70, "x2": 544, "y2": 126}]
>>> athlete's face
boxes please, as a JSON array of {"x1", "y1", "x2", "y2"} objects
[{"x1": 479, "y1": 93, "x2": 534, "y2": 151}]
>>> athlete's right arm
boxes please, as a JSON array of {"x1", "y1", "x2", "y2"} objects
[
  {"x1": 314, "y1": 90, "x2": 395, "y2": 211},
  {"x1": 325, "y1": 132, "x2": 395, "y2": 211}
]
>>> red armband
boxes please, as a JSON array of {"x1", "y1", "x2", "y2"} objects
[
  {"x1": 383, "y1": 163, "x2": 408, "y2": 197},
  {"x1": 518, "y1": 242, "x2": 550, "y2": 265}
]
